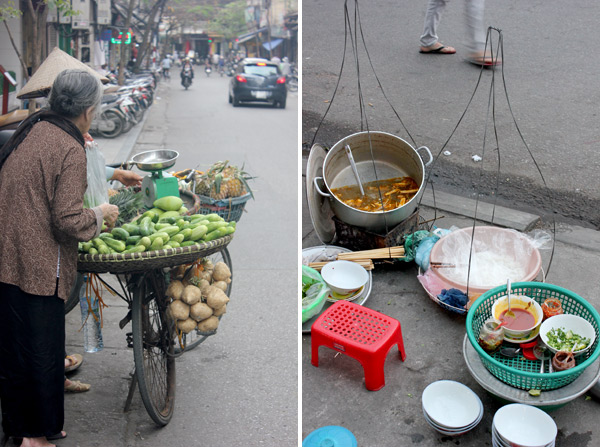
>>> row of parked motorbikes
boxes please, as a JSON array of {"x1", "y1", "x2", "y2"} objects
[
  {"x1": 0, "y1": 68, "x2": 158, "y2": 143},
  {"x1": 89, "y1": 69, "x2": 158, "y2": 138}
]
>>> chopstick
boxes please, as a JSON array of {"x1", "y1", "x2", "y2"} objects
[
  {"x1": 308, "y1": 259, "x2": 375, "y2": 271},
  {"x1": 337, "y1": 246, "x2": 405, "y2": 261}
]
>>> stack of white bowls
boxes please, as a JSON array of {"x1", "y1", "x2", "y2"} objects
[
  {"x1": 421, "y1": 380, "x2": 483, "y2": 436},
  {"x1": 492, "y1": 404, "x2": 557, "y2": 447}
]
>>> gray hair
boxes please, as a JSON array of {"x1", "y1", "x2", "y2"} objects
[{"x1": 48, "y1": 69, "x2": 103, "y2": 119}]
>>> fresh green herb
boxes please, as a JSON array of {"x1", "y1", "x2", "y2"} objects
[
  {"x1": 546, "y1": 327, "x2": 591, "y2": 352},
  {"x1": 302, "y1": 277, "x2": 318, "y2": 301}
]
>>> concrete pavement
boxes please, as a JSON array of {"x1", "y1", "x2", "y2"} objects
[
  {"x1": 0, "y1": 77, "x2": 298, "y2": 447},
  {"x1": 302, "y1": 155, "x2": 600, "y2": 446}
]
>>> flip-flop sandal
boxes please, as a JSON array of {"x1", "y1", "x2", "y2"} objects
[
  {"x1": 65, "y1": 353, "x2": 83, "y2": 373},
  {"x1": 12, "y1": 432, "x2": 67, "y2": 443},
  {"x1": 420, "y1": 45, "x2": 456, "y2": 54},
  {"x1": 64, "y1": 379, "x2": 91, "y2": 393},
  {"x1": 467, "y1": 55, "x2": 502, "y2": 67}
]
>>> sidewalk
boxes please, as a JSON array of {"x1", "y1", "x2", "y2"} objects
[{"x1": 301, "y1": 153, "x2": 600, "y2": 446}]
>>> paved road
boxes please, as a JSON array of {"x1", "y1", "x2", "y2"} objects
[
  {"x1": 61, "y1": 75, "x2": 299, "y2": 446},
  {"x1": 302, "y1": 0, "x2": 600, "y2": 228}
]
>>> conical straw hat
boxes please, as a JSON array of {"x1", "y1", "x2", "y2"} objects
[{"x1": 17, "y1": 47, "x2": 109, "y2": 99}]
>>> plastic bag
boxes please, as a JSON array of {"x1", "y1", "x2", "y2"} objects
[
  {"x1": 302, "y1": 265, "x2": 330, "y2": 323},
  {"x1": 83, "y1": 140, "x2": 109, "y2": 209}
]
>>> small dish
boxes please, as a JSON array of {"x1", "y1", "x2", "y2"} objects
[
  {"x1": 320, "y1": 260, "x2": 369, "y2": 295},
  {"x1": 493, "y1": 403, "x2": 557, "y2": 447},
  {"x1": 539, "y1": 314, "x2": 596, "y2": 356},
  {"x1": 327, "y1": 285, "x2": 365, "y2": 302},
  {"x1": 421, "y1": 380, "x2": 483, "y2": 429}
]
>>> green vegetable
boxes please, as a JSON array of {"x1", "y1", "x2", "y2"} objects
[
  {"x1": 111, "y1": 227, "x2": 130, "y2": 241},
  {"x1": 190, "y1": 225, "x2": 208, "y2": 241},
  {"x1": 104, "y1": 237, "x2": 126, "y2": 253},
  {"x1": 121, "y1": 223, "x2": 140, "y2": 236},
  {"x1": 153, "y1": 196, "x2": 183, "y2": 212},
  {"x1": 139, "y1": 217, "x2": 153, "y2": 236},
  {"x1": 151, "y1": 237, "x2": 164, "y2": 250},
  {"x1": 125, "y1": 235, "x2": 142, "y2": 246},
  {"x1": 123, "y1": 244, "x2": 146, "y2": 254},
  {"x1": 139, "y1": 236, "x2": 152, "y2": 249},
  {"x1": 546, "y1": 327, "x2": 591, "y2": 352}
]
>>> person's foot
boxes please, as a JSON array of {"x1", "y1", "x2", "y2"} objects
[
  {"x1": 17, "y1": 436, "x2": 56, "y2": 447},
  {"x1": 14, "y1": 432, "x2": 66, "y2": 445},
  {"x1": 467, "y1": 51, "x2": 502, "y2": 66},
  {"x1": 64, "y1": 379, "x2": 91, "y2": 393},
  {"x1": 64, "y1": 353, "x2": 83, "y2": 373},
  {"x1": 419, "y1": 42, "x2": 456, "y2": 54}
]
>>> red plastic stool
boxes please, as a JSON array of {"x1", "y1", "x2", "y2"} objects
[{"x1": 311, "y1": 300, "x2": 406, "y2": 391}]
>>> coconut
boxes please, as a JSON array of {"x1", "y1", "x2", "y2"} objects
[
  {"x1": 177, "y1": 317, "x2": 197, "y2": 334},
  {"x1": 213, "y1": 304, "x2": 227, "y2": 317},
  {"x1": 166, "y1": 280, "x2": 184, "y2": 300},
  {"x1": 212, "y1": 262, "x2": 231, "y2": 282},
  {"x1": 197, "y1": 316, "x2": 219, "y2": 332},
  {"x1": 212, "y1": 281, "x2": 228, "y2": 292},
  {"x1": 181, "y1": 285, "x2": 201, "y2": 305},
  {"x1": 169, "y1": 300, "x2": 190, "y2": 321},
  {"x1": 205, "y1": 286, "x2": 230, "y2": 309},
  {"x1": 190, "y1": 302, "x2": 213, "y2": 321}
]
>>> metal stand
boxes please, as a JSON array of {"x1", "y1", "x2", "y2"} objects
[{"x1": 123, "y1": 369, "x2": 138, "y2": 412}]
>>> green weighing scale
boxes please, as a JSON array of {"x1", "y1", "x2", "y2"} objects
[{"x1": 129, "y1": 150, "x2": 181, "y2": 208}]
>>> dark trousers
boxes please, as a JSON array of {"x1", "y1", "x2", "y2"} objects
[{"x1": 0, "y1": 281, "x2": 64, "y2": 438}]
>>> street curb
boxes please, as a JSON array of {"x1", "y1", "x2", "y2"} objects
[
  {"x1": 420, "y1": 188, "x2": 540, "y2": 232},
  {"x1": 111, "y1": 109, "x2": 150, "y2": 164}
]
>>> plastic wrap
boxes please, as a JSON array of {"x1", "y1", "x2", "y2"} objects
[
  {"x1": 83, "y1": 140, "x2": 109, "y2": 209},
  {"x1": 430, "y1": 226, "x2": 548, "y2": 290},
  {"x1": 302, "y1": 265, "x2": 330, "y2": 323}
]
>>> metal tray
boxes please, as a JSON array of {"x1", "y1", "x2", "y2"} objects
[
  {"x1": 301, "y1": 245, "x2": 372, "y2": 333},
  {"x1": 463, "y1": 334, "x2": 600, "y2": 409}
]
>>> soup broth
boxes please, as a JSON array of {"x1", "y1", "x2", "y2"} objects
[
  {"x1": 500, "y1": 308, "x2": 536, "y2": 330},
  {"x1": 331, "y1": 176, "x2": 419, "y2": 212}
]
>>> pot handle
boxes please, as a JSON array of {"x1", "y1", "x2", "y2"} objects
[
  {"x1": 313, "y1": 177, "x2": 331, "y2": 198},
  {"x1": 417, "y1": 146, "x2": 434, "y2": 167}
]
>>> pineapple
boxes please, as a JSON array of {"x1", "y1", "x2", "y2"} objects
[{"x1": 194, "y1": 161, "x2": 254, "y2": 200}]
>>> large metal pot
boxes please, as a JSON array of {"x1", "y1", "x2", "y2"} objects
[{"x1": 313, "y1": 131, "x2": 432, "y2": 232}]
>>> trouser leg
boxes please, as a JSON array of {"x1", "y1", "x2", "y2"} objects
[
  {"x1": 465, "y1": 0, "x2": 486, "y2": 54},
  {"x1": 420, "y1": 0, "x2": 450, "y2": 47}
]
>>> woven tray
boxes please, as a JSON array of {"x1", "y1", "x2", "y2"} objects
[{"x1": 77, "y1": 235, "x2": 233, "y2": 274}]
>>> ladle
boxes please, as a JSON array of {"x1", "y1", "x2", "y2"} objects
[
  {"x1": 499, "y1": 346, "x2": 521, "y2": 358},
  {"x1": 505, "y1": 279, "x2": 515, "y2": 320},
  {"x1": 344, "y1": 143, "x2": 365, "y2": 196},
  {"x1": 533, "y1": 344, "x2": 553, "y2": 374}
]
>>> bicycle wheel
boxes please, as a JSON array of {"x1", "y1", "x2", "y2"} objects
[
  {"x1": 132, "y1": 271, "x2": 176, "y2": 426},
  {"x1": 173, "y1": 247, "x2": 232, "y2": 354},
  {"x1": 65, "y1": 273, "x2": 84, "y2": 315}
]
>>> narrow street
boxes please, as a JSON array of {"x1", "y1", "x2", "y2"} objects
[{"x1": 62, "y1": 73, "x2": 299, "y2": 446}]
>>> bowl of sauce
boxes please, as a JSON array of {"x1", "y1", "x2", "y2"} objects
[{"x1": 491, "y1": 295, "x2": 543, "y2": 343}]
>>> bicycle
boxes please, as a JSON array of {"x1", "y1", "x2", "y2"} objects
[{"x1": 77, "y1": 235, "x2": 233, "y2": 426}]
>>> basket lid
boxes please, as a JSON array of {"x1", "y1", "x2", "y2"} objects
[{"x1": 306, "y1": 144, "x2": 335, "y2": 244}]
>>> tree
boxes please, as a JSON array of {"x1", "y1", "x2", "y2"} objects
[
  {"x1": 0, "y1": 0, "x2": 77, "y2": 110},
  {"x1": 210, "y1": 0, "x2": 246, "y2": 40}
]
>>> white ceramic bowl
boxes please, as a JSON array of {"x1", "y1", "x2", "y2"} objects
[
  {"x1": 539, "y1": 314, "x2": 597, "y2": 356},
  {"x1": 493, "y1": 404, "x2": 557, "y2": 447},
  {"x1": 320, "y1": 261, "x2": 369, "y2": 295},
  {"x1": 491, "y1": 295, "x2": 543, "y2": 342},
  {"x1": 421, "y1": 380, "x2": 483, "y2": 429}
]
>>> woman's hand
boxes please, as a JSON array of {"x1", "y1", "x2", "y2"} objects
[
  {"x1": 112, "y1": 169, "x2": 143, "y2": 187},
  {"x1": 99, "y1": 203, "x2": 119, "y2": 227}
]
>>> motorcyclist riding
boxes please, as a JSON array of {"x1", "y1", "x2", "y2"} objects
[{"x1": 180, "y1": 58, "x2": 194, "y2": 88}]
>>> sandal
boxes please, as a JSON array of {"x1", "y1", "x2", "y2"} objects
[
  {"x1": 12, "y1": 431, "x2": 67, "y2": 443},
  {"x1": 64, "y1": 379, "x2": 90, "y2": 393},
  {"x1": 467, "y1": 52, "x2": 502, "y2": 67},
  {"x1": 419, "y1": 43, "x2": 456, "y2": 54},
  {"x1": 65, "y1": 353, "x2": 83, "y2": 373}
]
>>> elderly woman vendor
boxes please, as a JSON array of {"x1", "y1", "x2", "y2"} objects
[{"x1": 0, "y1": 69, "x2": 119, "y2": 447}]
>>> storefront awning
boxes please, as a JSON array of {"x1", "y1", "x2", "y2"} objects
[
  {"x1": 262, "y1": 39, "x2": 283, "y2": 51},
  {"x1": 237, "y1": 28, "x2": 268, "y2": 44}
]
